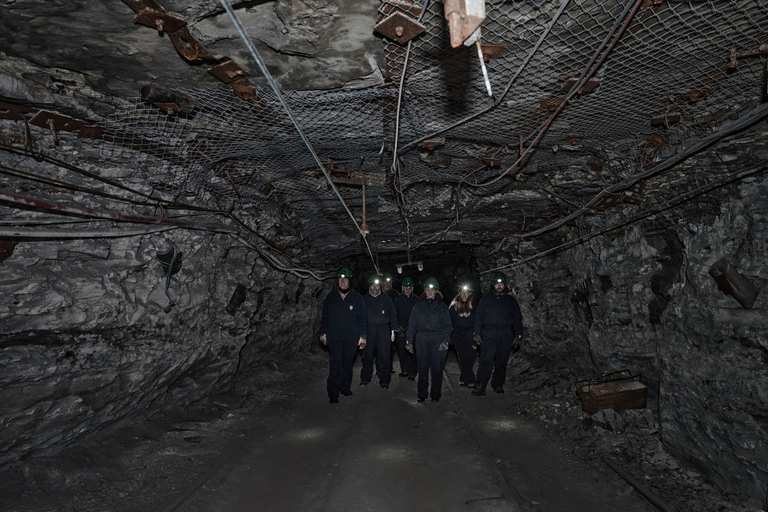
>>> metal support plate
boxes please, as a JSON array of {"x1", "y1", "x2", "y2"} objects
[{"x1": 374, "y1": 11, "x2": 426, "y2": 46}]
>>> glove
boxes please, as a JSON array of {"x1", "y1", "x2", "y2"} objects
[
  {"x1": 513, "y1": 335, "x2": 522, "y2": 347},
  {"x1": 320, "y1": 334, "x2": 327, "y2": 345},
  {"x1": 358, "y1": 337, "x2": 367, "y2": 349},
  {"x1": 391, "y1": 330, "x2": 396, "y2": 342},
  {"x1": 398, "y1": 326, "x2": 406, "y2": 336},
  {"x1": 405, "y1": 341, "x2": 413, "y2": 354},
  {"x1": 473, "y1": 333, "x2": 482, "y2": 345},
  {"x1": 438, "y1": 342, "x2": 448, "y2": 351}
]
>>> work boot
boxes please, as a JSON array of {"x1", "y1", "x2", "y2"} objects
[
  {"x1": 340, "y1": 389, "x2": 353, "y2": 396},
  {"x1": 330, "y1": 397, "x2": 339, "y2": 404},
  {"x1": 407, "y1": 375, "x2": 416, "y2": 381},
  {"x1": 471, "y1": 384, "x2": 485, "y2": 396},
  {"x1": 417, "y1": 397, "x2": 426, "y2": 403},
  {"x1": 431, "y1": 397, "x2": 439, "y2": 402},
  {"x1": 381, "y1": 384, "x2": 389, "y2": 389},
  {"x1": 399, "y1": 372, "x2": 408, "y2": 377},
  {"x1": 360, "y1": 380, "x2": 370, "y2": 386},
  {"x1": 493, "y1": 386, "x2": 504, "y2": 394}
]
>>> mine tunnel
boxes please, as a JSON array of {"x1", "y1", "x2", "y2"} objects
[{"x1": 1, "y1": 1, "x2": 767, "y2": 511}]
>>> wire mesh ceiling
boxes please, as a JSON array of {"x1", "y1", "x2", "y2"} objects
[{"x1": 96, "y1": 0, "x2": 768, "y2": 263}]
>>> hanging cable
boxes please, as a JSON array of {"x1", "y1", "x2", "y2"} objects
[
  {"x1": 398, "y1": 0, "x2": 571, "y2": 154},
  {"x1": 474, "y1": 0, "x2": 645, "y2": 187},
  {"x1": 481, "y1": 160, "x2": 768, "y2": 274},
  {"x1": 390, "y1": 1, "x2": 432, "y2": 261},
  {"x1": 520, "y1": 101, "x2": 768, "y2": 239},
  {"x1": 219, "y1": 0, "x2": 379, "y2": 274}
]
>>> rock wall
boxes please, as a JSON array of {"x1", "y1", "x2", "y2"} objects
[
  {"x1": 481, "y1": 170, "x2": 768, "y2": 504},
  {"x1": 0, "y1": 230, "x2": 322, "y2": 466}
]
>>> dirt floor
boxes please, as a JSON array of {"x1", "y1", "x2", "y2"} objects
[{"x1": 0, "y1": 349, "x2": 762, "y2": 512}]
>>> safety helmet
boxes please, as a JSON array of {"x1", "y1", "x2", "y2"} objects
[
  {"x1": 368, "y1": 274, "x2": 382, "y2": 286},
  {"x1": 337, "y1": 267, "x2": 352, "y2": 278},
  {"x1": 424, "y1": 277, "x2": 439, "y2": 290},
  {"x1": 382, "y1": 272, "x2": 393, "y2": 283},
  {"x1": 402, "y1": 277, "x2": 414, "y2": 289},
  {"x1": 460, "y1": 284, "x2": 472, "y2": 293},
  {"x1": 492, "y1": 272, "x2": 507, "y2": 284}
]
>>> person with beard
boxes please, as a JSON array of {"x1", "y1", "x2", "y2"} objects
[
  {"x1": 382, "y1": 272, "x2": 401, "y2": 374},
  {"x1": 472, "y1": 272, "x2": 523, "y2": 396},
  {"x1": 406, "y1": 277, "x2": 452, "y2": 402},
  {"x1": 449, "y1": 284, "x2": 476, "y2": 387},
  {"x1": 360, "y1": 274, "x2": 398, "y2": 388},
  {"x1": 319, "y1": 267, "x2": 367, "y2": 404},
  {"x1": 382, "y1": 272, "x2": 399, "y2": 301},
  {"x1": 393, "y1": 277, "x2": 419, "y2": 380}
]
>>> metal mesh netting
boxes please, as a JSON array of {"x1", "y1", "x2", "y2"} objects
[{"x1": 97, "y1": 0, "x2": 768, "y2": 260}]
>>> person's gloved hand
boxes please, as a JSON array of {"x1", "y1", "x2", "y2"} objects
[
  {"x1": 398, "y1": 326, "x2": 406, "y2": 336},
  {"x1": 513, "y1": 335, "x2": 522, "y2": 348},
  {"x1": 473, "y1": 333, "x2": 482, "y2": 345},
  {"x1": 358, "y1": 337, "x2": 367, "y2": 349},
  {"x1": 438, "y1": 342, "x2": 448, "y2": 351},
  {"x1": 391, "y1": 330, "x2": 396, "y2": 342},
  {"x1": 405, "y1": 341, "x2": 413, "y2": 354},
  {"x1": 320, "y1": 334, "x2": 327, "y2": 345}
]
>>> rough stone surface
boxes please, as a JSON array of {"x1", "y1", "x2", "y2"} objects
[
  {"x1": 477, "y1": 152, "x2": 768, "y2": 506},
  {"x1": 0, "y1": 229, "x2": 322, "y2": 465}
]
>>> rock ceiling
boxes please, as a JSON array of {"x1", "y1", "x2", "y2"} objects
[{"x1": 1, "y1": 0, "x2": 767, "y2": 274}]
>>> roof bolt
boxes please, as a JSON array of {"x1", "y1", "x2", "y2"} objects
[
  {"x1": 395, "y1": 26, "x2": 404, "y2": 37},
  {"x1": 46, "y1": 118, "x2": 59, "y2": 146},
  {"x1": 156, "y1": 18, "x2": 164, "y2": 32}
]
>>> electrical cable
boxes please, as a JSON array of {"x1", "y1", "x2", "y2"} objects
[
  {"x1": 481, "y1": 160, "x2": 768, "y2": 274},
  {"x1": 474, "y1": 0, "x2": 645, "y2": 187},
  {"x1": 219, "y1": 0, "x2": 379, "y2": 274},
  {"x1": 398, "y1": 0, "x2": 571, "y2": 154},
  {"x1": 520, "y1": 100, "x2": 768, "y2": 239}
]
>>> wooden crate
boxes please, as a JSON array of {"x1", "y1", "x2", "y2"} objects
[{"x1": 575, "y1": 370, "x2": 647, "y2": 414}]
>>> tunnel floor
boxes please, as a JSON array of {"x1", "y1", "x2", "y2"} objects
[{"x1": 1, "y1": 349, "x2": 669, "y2": 512}]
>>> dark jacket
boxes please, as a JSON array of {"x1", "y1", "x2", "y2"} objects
[
  {"x1": 363, "y1": 292, "x2": 398, "y2": 329},
  {"x1": 473, "y1": 290, "x2": 523, "y2": 338},
  {"x1": 406, "y1": 295, "x2": 452, "y2": 345},
  {"x1": 394, "y1": 292, "x2": 420, "y2": 329},
  {"x1": 449, "y1": 297, "x2": 475, "y2": 332},
  {"x1": 385, "y1": 288, "x2": 400, "y2": 302},
  {"x1": 320, "y1": 287, "x2": 367, "y2": 340}
]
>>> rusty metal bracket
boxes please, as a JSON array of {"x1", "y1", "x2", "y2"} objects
[
  {"x1": 0, "y1": 101, "x2": 37, "y2": 121},
  {"x1": 230, "y1": 82, "x2": 259, "y2": 101},
  {"x1": 561, "y1": 77, "x2": 602, "y2": 94},
  {"x1": 709, "y1": 258, "x2": 758, "y2": 309},
  {"x1": 374, "y1": 10, "x2": 426, "y2": 46},
  {"x1": 28, "y1": 110, "x2": 83, "y2": 132},
  {"x1": 651, "y1": 112, "x2": 681, "y2": 127},
  {"x1": 727, "y1": 43, "x2": 768, "y2": 68},
  {"x1": 420, "y1": 137, "x2": 445, "y2": 151},
  {"x1": 0, "y1": 240, "x2": 15, "y2": 263},
  {"x1": 474, "y1": 43, "x2": 504, "y2": 62},
  {"x1": 133, "y1": 7, "x2": 187, "y2": 33},
  {"x1": 168, "y1": 25, "x2": 216, "y2": 62},
  {"x1": 208, "y1": 59, "x2": 250, "y2": 84}
]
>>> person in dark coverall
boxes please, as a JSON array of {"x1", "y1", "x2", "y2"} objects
[
  {"x1": 382, "y1": 273, "x2": 400, "y2": 373},
  {"x1": 406, "y1": 277, "x2": 452, "y2": 402},
  {"x1": 472, "y1": 271, "x2": 523, "y2": 396},
  {"x1": 449, "y1": 284, "x2": 476, "y2": 387},
  {"x1": 319, "y1": 267, "x2": 368, "y2": 404},
  {"x1": 361, "y1": 274, "x2": 398, "y2": 388},
  {"x1": 393, "y1": 277, "x2": 419, "y2": 380}
]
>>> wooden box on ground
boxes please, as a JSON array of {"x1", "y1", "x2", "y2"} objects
[{"x1": 575, "y1": 370, "x2": 647, "y2": 414}]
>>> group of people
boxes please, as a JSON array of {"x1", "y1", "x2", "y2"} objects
[{"x1": 319, "y1": 268, "x2": 524, "y2": 404}]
